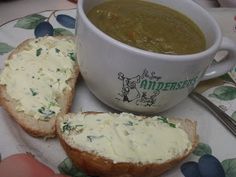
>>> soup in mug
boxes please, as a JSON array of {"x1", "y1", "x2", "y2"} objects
[{"x1": 87, "y1": 0, "x2": 206, "y2": 55}]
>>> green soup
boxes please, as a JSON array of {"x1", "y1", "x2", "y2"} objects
[{"x1": 87, "y1": 0, "x2": 206, "y2": 55}]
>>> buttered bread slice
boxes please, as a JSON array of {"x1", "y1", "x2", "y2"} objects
[
  {"x1": 57, "y1": 112, "x2": 198, "y2": 177},
  {"x1": 0, "y1": 36, "x2": 79, "y2": 138}
]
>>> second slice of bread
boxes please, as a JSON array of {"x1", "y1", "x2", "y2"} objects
[
  {"x1": 57, "y1": 112, "x2": 198, "y2": 177},
  {"x1": 0, "y1": 36, "x2": 79, "y2": 138}
]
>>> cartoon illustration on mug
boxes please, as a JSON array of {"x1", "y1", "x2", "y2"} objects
[
  {"x1": 117, "y1": 72, "x2": 141, "y2": 102},
  {"x1": 116, "y1": 69, "x2": 161, "y2": 107},
  {"x1": 136, "y1": 91, "x2": 160, "y2": 107}
]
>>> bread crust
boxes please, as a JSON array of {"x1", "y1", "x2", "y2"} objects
[
  {"x1": 0, "y1": 36, "x2": 79, "y2": 138},
  {"x1": 56, "y1": 112, "x2": 198, "y2": 177}
]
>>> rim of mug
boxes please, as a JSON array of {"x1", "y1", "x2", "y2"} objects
[{"x1": 78, "y1": 0, "x2": 222, "y2": 62}]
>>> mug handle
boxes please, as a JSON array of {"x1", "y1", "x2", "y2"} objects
[{"x1": 202, "y1": 37, "x2": 236, "y2": 81}]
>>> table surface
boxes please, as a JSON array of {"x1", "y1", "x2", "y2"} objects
[{"x1": 0, "y1": 0, "x2": 77, "y2": 26}]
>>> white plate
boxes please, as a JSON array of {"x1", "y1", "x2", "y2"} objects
[{"x1": 0, "y1": 8, "x2": 235, "y2": 177}]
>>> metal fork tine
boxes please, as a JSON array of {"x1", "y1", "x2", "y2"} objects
[{"x1": 189, "y1": 91, "x2": 236, "y2": 137}]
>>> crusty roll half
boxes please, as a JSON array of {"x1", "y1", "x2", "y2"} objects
[
  {"x1": 57, "y1": 112, "x2": 198, "y2": 177},
  {"x1": 0, "y1": 36, "x2": 79, "y2": 138}
]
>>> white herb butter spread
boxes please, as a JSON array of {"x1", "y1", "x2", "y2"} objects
[
  {"x1": 61, "y1": 113, "x2": 192, "y2": 163},
  {"x1": 0, "y1": 37, "x2": 76, "y2": 120}
]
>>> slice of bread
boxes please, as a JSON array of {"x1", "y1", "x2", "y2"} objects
[
  {"x1": 0, "y1": 36, "x2": 79, "y2": 138},
  {"x1": 56, "y1": 112, "x2": 198, "y2": 177}
]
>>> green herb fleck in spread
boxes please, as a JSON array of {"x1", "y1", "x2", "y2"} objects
[
  {"x1": 67, "y1": 52, "x2": 76, "y2": 61},
  {"x1": 87, "y1": 135, "x2": 104, "y2": 142},
  {"x1": 168, "y1": 122, "x2": 176, "y2": 128},
  {"x1": 36, "y1": 48, "x2": 43, "y2": 56},
  {"x1": 38, "y1": 106, "x2": 55, "y2": 118},
  {"x1": 62, "y1": 121, "x2": 84, "y2": 134},
  {"x1": 55, "y1": 48, "x2": 60, "y2": 53},
  {"x1": 29, "y1": 88, "x2": 38, "y2": 96},
  {"x1": 62, "y1": 121, "x2": 73, "y2": 133},
  {"x1": 157, "y1": 116, "x2": 176, "y2": 128},
  {"x1": 157, "y1": 116, "x2": 168, "y2": 123},
  {"x1": 124, "y1": 121, "x2": 134, "y2": 126}
]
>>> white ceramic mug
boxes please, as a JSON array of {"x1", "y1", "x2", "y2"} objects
[{"x1": 76, "y1": 0, "x2": 236, "y2": 113}]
